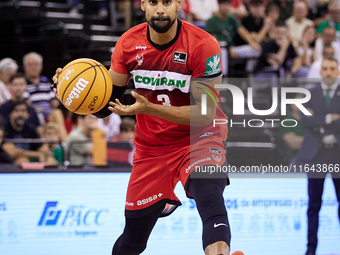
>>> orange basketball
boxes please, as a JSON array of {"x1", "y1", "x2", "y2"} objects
[{"x1": 57, "y1": 58, "x2": 112, "y2": 115}]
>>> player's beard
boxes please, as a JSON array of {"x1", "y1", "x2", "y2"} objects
[{"x1": 148, "y1": 16, "x2": 176, "y2": 34}]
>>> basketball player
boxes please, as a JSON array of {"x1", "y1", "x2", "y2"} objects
[{"x1": 53, "y1": 1, "x2": 230, "y2": 254}]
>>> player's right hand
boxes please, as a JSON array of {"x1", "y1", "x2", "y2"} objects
[{"x1": 51, "y1": 68, "x2": 63, "y2": 99}]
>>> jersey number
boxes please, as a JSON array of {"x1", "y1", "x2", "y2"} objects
[{"x1": 157, "y1": 94, "x2": 171, "y2": 106}]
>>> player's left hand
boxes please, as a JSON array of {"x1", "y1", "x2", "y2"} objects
[{"x1": 108, "y1": 91, "x2": 150, "y2": 116}]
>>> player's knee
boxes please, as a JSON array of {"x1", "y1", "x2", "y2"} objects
[{"x1": 189, "y1": 179, "x2": 227, "y2": 221}]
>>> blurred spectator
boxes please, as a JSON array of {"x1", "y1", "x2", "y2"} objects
[
  {"x1": 108, "y1": 118, "x2": 136, "y2": 166},
  {"x1": 65, "y1": 114, "x2": 98, "y2": 165},
  {"x1": 44, "y1": 122, "x2": 63, "y2": 164},
  {"x1": 229, "y1": 0, "x2": 248, "y2": 18},
  {"x1": 0, "y1": 124, "x2": 13, "y2": 163},
  {"x1": 254, "y1": 23, "x2": 304, "y2": 78},
  {"x1": 0, "y1": 73, "x2": 43, "y2": 135},
  {"x1": 182, "y1": 0, "x2": 191, "y2": 18},
  {"x1": 120, "y1": 118, "x2": 135, "y2": 142},
  {"x1": 286, "y1": 1, "x2": 313, "y2": 42},
  {"x1": 58, "y1": 104, "x2": 79, "y2": 134},
  {"x1": 300, "y1": 0, "x2": 329, "y2": 25},
  {"x1": 268, "y1": 0, "x2": 294, "y2": 22},
  {"x1": 111, "y1": 117, "x2": 136, "y2": 142},
  {"x1": 314, "y1": 26, "x2": 340, "y2": 62},
  {"x1": 316, "y1": 1, "x2": 340, "y2": 38},
  {"x1": 186, "y1": 0, "x2": 219, "y2": 26},
  {"x1": 307, "y1": 45, "x2": 340, "y2": 78},
  {"x1": 280, "y1": 93, "x2": 305, "y2": 165},
  {"x1": 0, "y1": 58, "x2": 18, "y2": 106},
  {"x1": 118, "y1": 0, "x2": 143, "y2": 30},
  {"x1": 48, "y1": 99, "x2": 69, "y2": 142},
  {"x1": 97, "y1": 113, "x2": 122, "y2": 140},
  {"x1": 2, "y1": 100, "x2": 55, "y2": 164},
  {"x1": 70, "y1": 0, "x2": 108, "y2": 19},
  {"x1": 265, "y1": 3, "x2": 280, "y2": 40},
  {"x1": 295, "y1": 26, "x2": 316, "y2": 68},
  {"x1": 205, "y1": 0, "x2": 261, "y2": 58},
  {"x1": 243, "y1": 0, "x2": 252, "y2": 11},
  {"x1": 23, "y1": 52, "x2": 55, "y2": 121},
  {"x1": 235, "y1": 0, "x2": 267, "y2": 45}
]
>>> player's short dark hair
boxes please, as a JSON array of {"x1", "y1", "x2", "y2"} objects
[
  {"x1": 9, "y1": 99, "x2": 29, "y2": 114},
  {"x1": 120, "y1": 117, "x2": 136, "y2": 132},
  {"x1": 250, "y1": 0, "x2": 263, "y2": 6},
  {"x1": 9, "y1": 72, "x2": 26, "y2": 83}
]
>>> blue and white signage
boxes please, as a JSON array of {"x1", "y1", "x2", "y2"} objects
[{"x1": 0, "y1": 173, "x2": 339, "y2": 255}]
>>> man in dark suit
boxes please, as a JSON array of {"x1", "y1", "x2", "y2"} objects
[{"x1": 296, "y1": 57, "x2": 340, "y2": 255}]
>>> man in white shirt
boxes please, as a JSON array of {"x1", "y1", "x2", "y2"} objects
[
  {"x1": 187, "y1": 0, "x2": 219, "y2": 22},
  {"x1": 314, "y1": 26, "x2": 340, "y2": 63},
  {"x1": 307, "y1": 45, "x2": 340, "y2": 79},
  {"x1": 97, "y1": 113, "x2": 122, "y2": 140},
  {"x1": 286, "y1": 1, "x2": 313, "y2": 41}
]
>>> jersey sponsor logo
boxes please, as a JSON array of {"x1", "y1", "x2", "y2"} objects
[
  {"x1": 212, "y1": 154, "x2": 222, "y2": 163},
  {"x1": 136, "y1": 193, "x2": 163, "y2": 206},
  {"x1": 135, "y1": 46, "x2": 147, "y2": 50},
  {"x1": 136, "y1": 54, "x2": 144, "y2": 66},
  {"x1": 185, "y1": 157, "x2": 212, "y2": 173},
  {"x1": 210, "y1": 148, "x2": 222, "y2": 154},
  {"x1": 199, "y1": 132, "x2": 214, "y2": 138},
  {"x1": 131, "y1": 70, "x2": 191, "y2": 93},
  {"x1": 203, "y1": 53, "x2": 221, "y2": 76},
  {"x1": 173, "y1": 51, "x2": 187, "y2": 64},
  {"x1": 65, "y1": 78, "x2": 89, "y2": 107}
]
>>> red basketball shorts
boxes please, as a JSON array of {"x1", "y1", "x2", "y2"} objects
[{"x1": 124, "y1": 136, "x2": 227, "y2": 217}]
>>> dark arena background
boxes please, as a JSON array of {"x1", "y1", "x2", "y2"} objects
[{"x1": 0, "y1": 1, "x2": 339, "y2": 255}]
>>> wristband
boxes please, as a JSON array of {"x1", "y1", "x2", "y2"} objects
[{"x1": 93, "y1": 85, "x2": 127, "y2": 118}]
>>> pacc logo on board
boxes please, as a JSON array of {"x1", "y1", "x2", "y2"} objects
[{"x1": 38, "y1": 201, "x2": 109, "y2": 227}]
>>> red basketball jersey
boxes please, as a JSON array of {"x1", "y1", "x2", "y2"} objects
[{"x1": 111, "y1": 20, "x2": 228, "y2": 150}]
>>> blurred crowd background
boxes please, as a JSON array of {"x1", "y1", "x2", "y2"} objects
[{"x1": 0, "y1": 0, "x2": 338, "y2": 167}]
